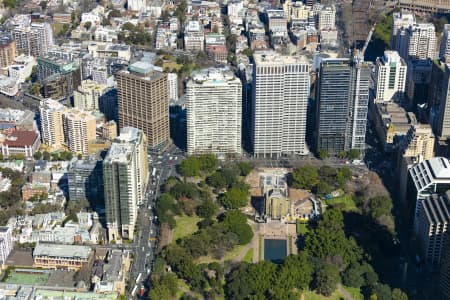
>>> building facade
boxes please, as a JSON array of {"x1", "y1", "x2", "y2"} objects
[
  {"x1": 63, "y1": 109, "x2": 97, "y2": 155},
  {"x1": 187, "y1": 68, "x2": 242, "y2": 156},
  {"x1": 0, "y1": 226, "x2": 12, "y2": 267},
  {"x1": 12, "y1": 22, "x2": 54, "y2": 57},
  {"x1": 117, "y1": 62, "x2": 169, "y2": 150},
  {"x1": 315, "y1": 57, "x2": 370, "y2": 155},
  {"x1": 39, "y1": 99, "x2": 67, "y2": 150},
  {"x1": 417, "y1": 193, "x2": 450, "y2": 268},
  {"x1": 251, "y1": 51, "x2": 310, "y2": 157},
  {"x1": 440, "y1": 24, "x2": 450, "y2": 62},
  {"x1": 68, "y1": 155, "x2": 104, "y2": 207},
  {"x1": 375, "y1": 51, "x2": 407, "y2": 103},
  {"x1": 74, "y1": 80, "x2": 109, "y2": 111},
  {"x1": 0, "y1": 36, "x2": 16, "y2": 72},
  {"x1": 33, "y1": 243, "x2": 92, "y2": 271},
  {"x1": 407, "y1": 157, "x2": 450, "y2": 232},
  {"x1": 103, "y1": 127, "x2": 148, "y2": 241}
]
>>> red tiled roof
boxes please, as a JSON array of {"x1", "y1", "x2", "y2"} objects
[{"x1": 3, "y1": 130, "x2": 38, "y2": 147}]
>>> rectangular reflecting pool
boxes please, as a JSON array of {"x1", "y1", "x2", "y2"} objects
[{"x1": 264, "y1": 239, "x2": 287, "y2": 264}]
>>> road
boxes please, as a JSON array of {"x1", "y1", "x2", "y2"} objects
[{"x1": 125, "y1": 143, "x2": 185, "y2": 299}]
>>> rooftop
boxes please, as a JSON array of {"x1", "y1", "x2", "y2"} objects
[
  {"x1": 105, "y1": 142, "x2": 133, "y2": 164},
  {"x1": 3, "y1": 130, "x2": 39, "y2": 147},
  {"x1": 253, "y1": 51, "x2": 309, "y2": 65},
  {"x1": 189, "y1": 68, "x2": 238, "y2": 85},
  {"x1": 33, "y1": 243, "x2": 91, "y2": 259}
]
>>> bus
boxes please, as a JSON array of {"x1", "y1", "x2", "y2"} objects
[
  {"x1": 152, "y1": 168, "x2": 157, "y2": 177},
  {"x1": 136, "y1": 273, "x2": 142, "y2": 284},
  {"x1": 131, "y1": 285, "x2": 138, "y2": 296}
]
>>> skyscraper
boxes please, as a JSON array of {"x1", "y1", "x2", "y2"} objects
[
  {"x1": 417, "y1": 192, "x2": 450, "y2": 268},
  {"x1": 375, "y1": 51, "x2": 407, "y2": 103},
  {"x1": 0, "y1": 36, "x2": 16, "y2": 72},
  {"x1": 39, "y1": 98, "x2": 67, "y2": 150},
  {"x1": 315, "y1": 58, "x2": 370, "y2": 155},
  {"x1": 68, "y1": 155, "x2": 104, "y2": 207},
  {"x1": 251, "y1": 51, "x2": 310, "y2": 157},
  {"x1": 391, "y1": 10, "x2": 415, "y2": 50},
  {"x1": 440, "y1": 24, "x2": 450, "y2": 62},
  {"x1": 62, "y1": 108, "x2": 97, "y2": 155},
  {"x1": 435, "y1": 64, "x2": 450, "y2": 140},
  {"x1": 103, "y1": 127, "x2": 148, "y2": 241},
  {"x1": 186, "y1": 68, "x2": 242, "y2": 156},
  {"x1": 117, "y1": 61, "x2": 169, "y2": 150}
]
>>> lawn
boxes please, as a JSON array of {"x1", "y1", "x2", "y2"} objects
[
  {"x1": 342, "y1": 286, "x2": 363, "y2": 300},
  {"x1": 297, "y1": 221, "x2": 309, "y2": 235},
  {"x1": 242, "y1": 248, "x2": 253, "y2": 263},
  {"x1": 326, "y1": 194, "x2": 357, "y2": 211},
  {"x1": 172, "y1": 215, "x2": 202, "y2": 242},
  {"x1": 195, "y1": 245, "x2": 247, "y2": 264}
]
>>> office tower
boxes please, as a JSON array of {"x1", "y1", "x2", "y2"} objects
[
  {"x1": 391, "y1": 10, "x2": 415, "y2": 50},
  {"x1": 251, "y1": 51, "x2": 310, "y2": 157},
  {"x1": 315, "y1": 58, "x2": 370, "y2": 155},
  {"x1": 68, "y1": 155, "x2": 104, "y2": 207},
  {"x1": 407, "y1": 157, "x2": 450, "y2": 233},
  {"x1": 62, "y1": 108, "x2": 97, "y2": 155},
  {"x1": 399, "y1": 23, "x2": 436, "y2": 60},
  {"x1": 186, "y1": 68, "x2": 242, "y2": 156},
  {"x1": 168, "y1": 73, "x2": 178, "y2": 102},
  {"x1": 417, "y1": 192, "x2": 450, "y2": 268},
  {"x1": 318, "y1": 4, "x2": 336, "y2": 31},
  {"x1": 440, "y1": 24, "x2": 450, "y2": 62},
  {"x1": 117, "y1": 61, "x2": 169, "y2": 150},
  {"x1": 39, "y1": 98, "x2": 67, "y2": 150},
  {"x1": 37, "y1": 55, "x2": 81, "y2": 99},
  {"x1": 435, "y1": 64, "x2": 450, "y2": 140},
  {"x1": 375, "y1": 51, "x2": 407, "y2": 103},
  {"x1": 99, "y1": 89, "x2": 118, "y2": 122},
  {"x1": 74, "y1": 80, "x2": 109, "y2": 111},
  {"x1": 440, "y1": 232, "x2": 450, "y2": 299},
  {"x1": 103, "y1": 127, "x2": 148, "y2": 241},
  {"x1": 12, "y1": 22, "x2": 54, "y2": 57},
  {"x1": 401, "y1": 124, "x2": 435, "y2": 159},
  {"x1": 0, "y1": 36, "x2": 15, "y2": 71}
]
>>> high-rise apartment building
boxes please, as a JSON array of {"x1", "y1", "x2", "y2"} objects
[
  {"x1": 68, "y1": 155, "x2": 104, "y2": 207},
  {"x1": 186, "y1": 68, "x2": 242, "y2": 156},
  {"x1": 62, "y1": 108, "x2": 97, "y2": 155},
  {"x1": 398, "y1": 23, "x2": 436, "y2": 60},
  {"x1": 74, "y1": 80, "x2": 109, "y2": 111},
  {"x1": 103, "y1": 127, "x2": 148, "y2": 241},
  {"x1": 417, "y1": 192, "x2": 450, "y2": 268},
  {"x1": 0, "y1": 226, "x2": 12, "y2": 267},
  {"x1": 315, "y1": 57, "x2": 370, "y2": 155},
  {"x1": 117, "y1": 61, "x2": 169, "y2": 150},
  {"x1": 391, "y1": 10, "x2": 415, "y2": 50},
  {"x1": 440, "y1": 24, "x2": 450, "y2": 62},
  {"x1": 375, "y1": 51, "x2": 407, "y2": 103},
  {"x1": 12, "y1": 23, "x2": 54, "y2": 57},
  {"x1": 39, "y1": 98, "x2": 67, "y2": 150},
  {"x1": 0, "y1": 36, "x2": 16, "y2": 72},
  {"x1": 251, "y1": 51, "x2": 310, "y2": 157}
]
